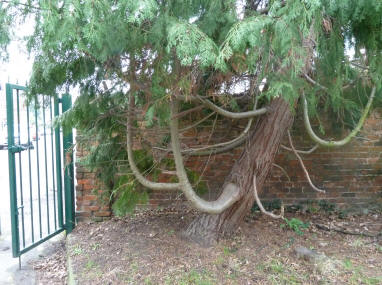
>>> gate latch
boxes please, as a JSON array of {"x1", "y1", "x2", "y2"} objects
[{"x1": 9, "y1": 144, "x2": 28, "y2": 153}]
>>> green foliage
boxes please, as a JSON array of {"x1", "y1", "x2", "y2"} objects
[
  {"x1": 281, "y1": 218, "x2": 310, "y2": 236},
  {"x1": 251, "y1": 198, "x2": 282, "y2": 213},
  {"x1": 0, "y1": 4, "x2": 11, "y2": 60},
  {"x1": 111, "y1": 174, "x2": 149, "y2": 216},
  {"x1": 3, "y1": 0, "x2": 382, "y2": 216}
]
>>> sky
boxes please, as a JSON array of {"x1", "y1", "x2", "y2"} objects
[
  {"x1": 0, "y1": 19, "x2": 34, "y2": 139},
  {"x1": 0, "y1": 19, "x2": 34, "y2": 88}
]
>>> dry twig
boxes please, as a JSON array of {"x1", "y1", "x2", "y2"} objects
[{"x1": 287, "y1": 131, "x2": 325, "y2": 193}]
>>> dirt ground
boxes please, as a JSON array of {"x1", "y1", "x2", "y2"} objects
[{"x1": 34, "y1": 205, "x2": 381, "y2": 284}]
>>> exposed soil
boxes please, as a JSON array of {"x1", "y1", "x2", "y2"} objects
[
  {"x1": 61, "y1": 206, "x2": 382, "y2": 285},
  {"x1": 32, "y1": 239, "x2": 67, "y2": 284}
]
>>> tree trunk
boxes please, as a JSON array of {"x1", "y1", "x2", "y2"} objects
[{"x1": 183, "y1": 97, "x2": 294, "y2": 246}]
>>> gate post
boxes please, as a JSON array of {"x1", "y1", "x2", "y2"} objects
[
  {"x1": 6, "y1": 84, "x2": 20, "y2": 257},
  {"x1": 61, "y1": 94, "x2": 75, "y2": 233},
  {"x1": 54, "y1": 96, "x2": 64, "y2": 229}
]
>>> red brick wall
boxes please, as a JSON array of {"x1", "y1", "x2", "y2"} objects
[
  {"x1": 75, "y1": 110, "x2": 382, "y2": 219},
  {"x1": 262, "y1": 110, "x2": 382, "y2": 207},
  {"x1": 75, "y1": 145, "x2": 112, "y2": 221}
]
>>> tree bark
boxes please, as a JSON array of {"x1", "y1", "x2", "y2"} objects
[{"x1": 183, "y1": 97, "x2": 294, "y2": 246}]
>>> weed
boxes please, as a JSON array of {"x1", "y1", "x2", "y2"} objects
[
  {"x1": 85, "y1": 259, "x2": 96, "y2": 270},
  {"x1": 282, "y1": 237, "x2": 295, "y2": 249},
  {"x1": 343, "y1": 258, "x2": 353, "y2": 270},
  {"x1": 318, "y1": 200, "x2": 336, "y2": 213},
  {"x1": 144, "y1": 277, "x2": 153, "y2": 285},
  {"x1": 255, "y1": 263, "x2": 266, "y2": 272},
  {"x1": 91, "y1": 243, "x2": 101, "y2": 251},
  {"x1": 281, "y1": 218, "x2": 310, "y2": 235},
  {"x1": 223, "y1": 246, "x2": 237, "y2": 255}
]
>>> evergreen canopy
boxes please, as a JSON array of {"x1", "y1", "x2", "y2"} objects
[{"x1": 1, "y1": 0, "x2": 381, "y2": 214}]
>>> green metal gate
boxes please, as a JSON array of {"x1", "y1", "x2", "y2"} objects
[{"x1": 5, "y1": 83, "x2": 75, "y2": 259}]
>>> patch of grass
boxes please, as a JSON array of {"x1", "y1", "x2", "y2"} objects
[
  {"x1": 214, "y1": 256, "x2": 225, "y2": 266},
  {"x1": 281, "y1": 218, "x2": 310, "y2": 235},
  {"x1": 264, "y1": 259, "x2": 305, "y2": 285},
  {"x1": 144, "y1": 276, "x2": 153, "y2": 285},
  {"x1": 223, "y1": 246, "x2": 238, "y2": 256},
  {"x1": 165, "y1": 269, "x2": 215, "y2": 285},
  {"x1": 71, "y1": 244, "x2": 84, "y2": 256},
  {"x1": 342, "y1": 258, "x2": 382, "y2": 285},
  {"x1": 85, "y1": 259, "x2": 96, "y2": 270},
  {"x1": 269, "y1": 260, "x2": 285, "y2": 274},
  {"x1": 343, "y1": 258, "x2": 353, "y2": 270},
  {"x1": 81, "y1": 258, "x2": 102, "y2": 280}
]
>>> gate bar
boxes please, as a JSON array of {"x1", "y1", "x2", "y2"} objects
[
  {"x1": 50, "y1": 98, "x2": 57, "y2": 231},
  {"x1": 26, "y1": 103, "x2": 35, "y2": 243},
  {"x1": 42, "y1": 95, "x2": 51, "y2": 234},
  {"x1": 34, "y1": 95, "x2": 43, "y2": 238},
  {"x1": 16, "y1": 89, "x2": 26, "y2": 248}
]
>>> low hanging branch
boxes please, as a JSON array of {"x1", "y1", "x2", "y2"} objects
[
  {"x1": 253, "y1": 175, "x2": 284, "y2": 219},
  {"x1": 170, "y1": 98, "x2": 241, "y2": 214},
  {"x1": 287, "y1": 131, "x2": 325, "y2": 193},
  {"x1": 302, "y1": 86, "x2": 376, "y2": 147},
  {"x1": 126, "y1": 95, "x2": 180, "y2": 190}
]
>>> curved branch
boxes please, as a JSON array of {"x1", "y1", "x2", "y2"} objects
[
  {"x1": 153, "y1": 132, "x2": 247, "y2": 157},
  {"x1": 303, "y1": 73, "x2": 328, "y2": 91},
  {"x1": 127, "y1": 96, "x2": 180, "y2": 190},
  {"x1": 170, "y1": 99, "x2": 241, "y2": 214},
  {"x1": 184, "y1": 109, "x2": 254, "y2": 154},
  {"x1": 189, "y1": 134, "x2": 247, "y2": 156},
  {"x1": 280, "y1": 144, "x2": 318, "y2": 154},
  {"x1": 302, "y1": 86, "x2": 376, "y2": 147},
  {"x1": 253, "y1": 175, "x2": 284, "y2": 219},
  {"x1": 197, "y1": 95, "x2": 267, "y2": 119},
  {"x1": 287, "y1": 131, "x2": 325, "y2": 193},
  {"x1": 272, "y1": 163, "x2": 291, "y2": 182}
]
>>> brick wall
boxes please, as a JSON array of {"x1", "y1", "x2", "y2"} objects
[
  {"x1": 75, "y1": 110, "x2": 382, "y2": 219},
  {"x1": 75, "y1": 144, "x2": 112, "y2": 221},
  {"x1": 262, "y1": 110, "x2": 382, "y2": 207}
]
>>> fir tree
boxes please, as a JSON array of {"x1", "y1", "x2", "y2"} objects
[{"x1": 1, "y1": 0, "x2": 381, "y2": 245}]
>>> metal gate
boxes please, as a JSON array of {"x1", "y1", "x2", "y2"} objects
[{"x1": 5, "y1": 83, "x2": 75, "y2": 259}]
